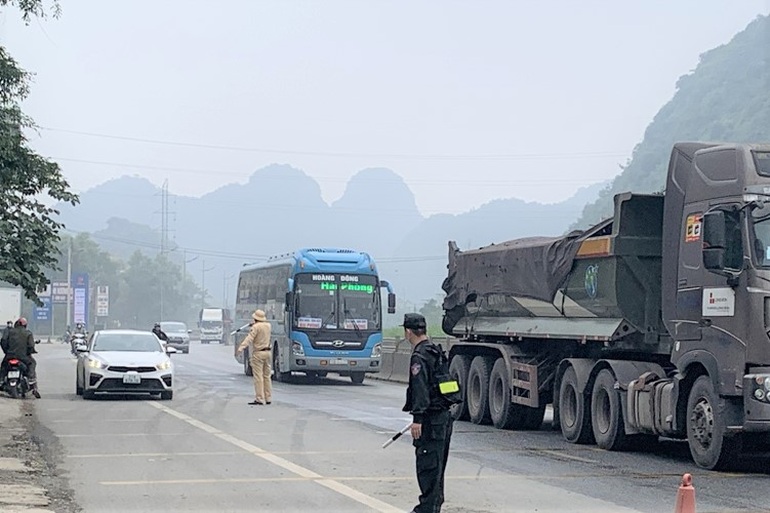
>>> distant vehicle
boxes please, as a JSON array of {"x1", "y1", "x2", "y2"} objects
[
  {"x1": 199, "y1": 308, "x2": 231, "y2": 344},
  {"x1": 234, "y1": 247, "x2": 395, "y2": 384},
  {"x1": 75, "y1": 329, "x2": 176, "y2": 400},
  {"x1": 159, "y1": 321, "x2": 191, "y2": 354}
]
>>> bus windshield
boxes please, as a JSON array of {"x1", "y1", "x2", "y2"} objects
[{"x1": 294, "y1": 274, "x2": 380, "y2": 331}]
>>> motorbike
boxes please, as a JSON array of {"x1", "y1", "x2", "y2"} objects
[
  {"x1": 70, "y1": 333, "x2": 86, "y2": 355},
  {"x1": 2, "y1": 358, "x2": 30, "y2": 399}
]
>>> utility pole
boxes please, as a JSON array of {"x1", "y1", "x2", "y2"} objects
[
  {"x1": 201, "y1": 259, "x2": 215, "y2": 310},
  {"x1": 156, "y1": 180, "x2": 175, "y2": 322},
  {"x1": 65, "y1": 238, "x2": 72, "y2": 329}
]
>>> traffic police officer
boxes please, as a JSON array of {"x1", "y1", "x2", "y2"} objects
[{"x1": 402, "y1": 313, "x2": 453, "y2": 513}]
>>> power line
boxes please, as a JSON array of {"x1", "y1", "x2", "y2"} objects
[{"x1": 42, "y1": 126, "x2": 629, "y2": 161}]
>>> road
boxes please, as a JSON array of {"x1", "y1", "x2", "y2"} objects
[{"x1": 22, "y1": 342, "x2": 770, "y2": 513}]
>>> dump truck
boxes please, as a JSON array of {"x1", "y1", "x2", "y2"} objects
[{"x1": 442, "y1": 142, "x2": 770, "y2": 470}]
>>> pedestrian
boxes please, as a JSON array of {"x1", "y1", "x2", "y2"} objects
[
  {"x1": 402, "y1": 313, "x2": 453, "y2": 513},
  {"x1": 236, "y1": 309, "x2": 272, "y2": 405}
]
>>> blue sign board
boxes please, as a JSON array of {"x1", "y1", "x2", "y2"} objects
[
  {"x1": 73, "y1": 273, "x2": 89, "y2": 327},
  {"x1": 34, "y1": 297, "x2": 51, "y2": 322}
]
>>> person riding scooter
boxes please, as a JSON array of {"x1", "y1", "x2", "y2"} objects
[
  {"x1": 0, "y1": 318, "x2": 40, "y2": 398},
  {"x1": 152, "y1": 323, "x2": 169, "y2": 342}
]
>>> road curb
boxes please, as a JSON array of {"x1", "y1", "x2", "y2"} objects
[{"x1": 0, "y1": 400, "x2": 54, "y2": 512}]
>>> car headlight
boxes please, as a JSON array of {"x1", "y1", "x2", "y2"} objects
[
  {"x1": 157, "y1": 360, "x2": 172, "y2": 371},
  {"x1": 371, "y1": 343, "x2": 382, "y2": 358},
  {"x1": 87, "y1": 358, "x2": 107, "y2": 369},
  {"x1": 291, "y1": 341, "x2": 305, "y2": 356}
]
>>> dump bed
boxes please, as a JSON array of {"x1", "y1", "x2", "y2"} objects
[{"x1": 442, "y1": 193, "x2": 669, "y2": 352}]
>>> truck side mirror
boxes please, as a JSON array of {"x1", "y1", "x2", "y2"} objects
[
  {"x1": 387, "y1": 292, "x2": 396, "y2": 314},
  {"x1": 285, "y1": 291, "x2": 293, "y2": 312},
  {"x1": 703, "y1": 211, "x2": 727, "y2": 271}
]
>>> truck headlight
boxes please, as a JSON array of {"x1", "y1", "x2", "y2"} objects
[
  {"x1": 756, "y1": 389, "x2": 766, "y2": 401},
  {"x1": 371, "y1": 343, "x2": 382, "y2": 358},
  {"x1": 291, "y1": 341, "x2": 305, "y2": 356},
  {"x1": 764, "y1": 377, "x2": 770, "y2": 391}
]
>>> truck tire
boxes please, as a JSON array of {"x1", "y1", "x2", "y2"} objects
[
  {"x1": 591, "y1": 369, "x2": 627, "y2": 451},
  {"x1": 449, "y1": 355, "x2": 471, "y2": 421},
  {"x1": 244, "y1": 350, "x2": 252, "y2": 376},
  {"x1": 350, "y1": 372, "x2": 365, "y2": 384},
  {"x1": 559, "y1": 366, "x2": 594, "y2": 444},
  {"x1": 467, "y1": 356, "x2": 494, "y2": 425},
  {"x1": 489, "y1": 357, "x2": 517, "y2": 429},
  {"x1": 686, "y1": 375, "x2": 742, "y2": 470}
]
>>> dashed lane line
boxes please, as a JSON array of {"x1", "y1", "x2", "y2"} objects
[{"x1": 147, "y1": 401, "x2": 402, "y2": 513}]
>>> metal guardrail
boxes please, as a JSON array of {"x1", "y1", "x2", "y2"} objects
[{"x1": 376, "y1": 337, "x2": 457, "y2": 384}]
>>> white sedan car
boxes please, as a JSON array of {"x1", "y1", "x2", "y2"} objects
[{"x1": 75, "y1": 329, "x2": 176, "y2": 400}]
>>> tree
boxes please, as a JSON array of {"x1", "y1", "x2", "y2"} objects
[{"x1": 0, "y1": 0, "x2": 76, "y2": 302}]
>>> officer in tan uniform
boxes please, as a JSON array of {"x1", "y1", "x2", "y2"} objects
[{"x1": 236, "y1": 310, "x2": 273, "y2": 405}]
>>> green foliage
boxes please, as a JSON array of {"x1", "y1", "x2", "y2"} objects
[
  {"x1": 0, "y1": 42, "x2": 78, "y2": 302},
  {"x1": 574, "y1": 15, "x2": 770, "y2": 229},
  {"x1": 0, "y1": 0, "x2": 60, "y2": 22}
]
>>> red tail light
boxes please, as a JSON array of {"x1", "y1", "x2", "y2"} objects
[{"x1": 8, "y1": 359, "x2": 19, "y2": 365}]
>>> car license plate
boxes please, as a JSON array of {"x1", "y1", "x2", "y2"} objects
[
  {"x1": 123, "y1": 373, "x2": 141, "y2": 384},
  {"x1": 329, "y1": 358, "x2": 348, "y2": 365},
  {"x1": 8, "y1": 370, "x2": 20, "y2": 378}
]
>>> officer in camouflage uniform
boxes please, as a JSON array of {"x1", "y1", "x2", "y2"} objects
[{"x1": 401, "y1": 313, "x2": 453, "y2": 513}]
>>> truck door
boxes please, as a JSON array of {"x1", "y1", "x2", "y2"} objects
[{"x1": 675, "y1": 207, "x2": 706, "y2": 341}]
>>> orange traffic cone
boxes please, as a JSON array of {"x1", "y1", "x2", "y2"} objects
[{"x1": 673, "y1": 473, "x2": 696, "y2": 513}]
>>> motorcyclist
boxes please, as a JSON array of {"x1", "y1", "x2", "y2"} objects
[
  {"x1": 0, "y1": 317, "x2": 40, "y2": 398},
  {"x1": 152, "y1": 323, "x2": 169, "y2": 342}
]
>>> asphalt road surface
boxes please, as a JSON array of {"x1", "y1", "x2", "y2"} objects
[{"x1": 27, "y1": 342, "x2": 770, "y2": 513}]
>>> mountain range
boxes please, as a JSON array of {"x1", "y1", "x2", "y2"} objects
[{"x1": 56, "y1": 168, "x2": 606, "y2": 307}]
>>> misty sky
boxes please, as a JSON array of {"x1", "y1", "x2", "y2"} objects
[{"x1": 2, "y1": 1, "x2": 769, "y2": 216}]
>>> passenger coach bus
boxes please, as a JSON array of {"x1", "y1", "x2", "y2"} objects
[{"x1": 233, "y1": 248, "x2": 396, "y2": 384}]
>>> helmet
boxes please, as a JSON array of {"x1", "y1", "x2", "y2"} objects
[
  {"x1": 154, "y1": 323, "x2": 161, "y2": 328},
  {"x1": 16, "y1": 317, "x2": 27, "y2": 327}
]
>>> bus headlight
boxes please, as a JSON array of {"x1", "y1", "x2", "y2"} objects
[
  {"x1": 371, "y1": 343, "x2": 382, "y2": 358},
  {"x1": 291, "y1": 341, "x2": 305, "y2": 356}
]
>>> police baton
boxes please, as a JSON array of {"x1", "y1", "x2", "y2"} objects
[{"x1": 382, "y1": 423, "x2": 411, "y2": 449}]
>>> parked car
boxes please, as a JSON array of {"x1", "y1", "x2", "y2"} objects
[
  {"x1": 160, "y1": 321, "x2": 191, "y2": 354},
  {"x1": 75, "y1": 329, "x2": 176, "y2": 400}
]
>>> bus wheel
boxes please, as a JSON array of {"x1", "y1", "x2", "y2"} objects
[
  {"x1": 273, "y1": 345, "x2": 290, "y2": 382},
  {"x1": 449, "y1": 355, "x2": 471, "y2": 421},
  {"x1": 350, "y1": 372, "x2": 365, "y2": 385},
  {"x1": 687, "y1": 375, "x2": 742, "y2": 470},
  {"x1": 467, "y1": 356, "x2": 494, "y2": 425},
  {"x1": 558, "y1": 366, "x2": 594, "y2": 444},
  {"x1": 591, "y1": 369, "x2": 627, "y2": 451},
  {"x1": 244, "y1": 352, "x2": 252, "y2": 376}
]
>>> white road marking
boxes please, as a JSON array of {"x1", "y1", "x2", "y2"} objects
[
  {"x1": 68, "y1": 451, "x2": 242, "y2": 458},
  {"x1": 147, "y1": 401, "x2": 402, "y2": 513},
  {"x1": 57, "y1": 433, "x2": 193, "y2": 438}
]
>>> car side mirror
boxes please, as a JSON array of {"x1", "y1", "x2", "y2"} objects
[
  {"x1": 387, "y1": 292, "x2": 396, "y2": 314},
  {"x1": 75, "y1": 343, "x2": 88, "y2": 353},
  {"x1": 166, "y1": 346, "x2": 178, "y2": 354},
  {"x1": 188, "y1": 330, "x2": 192, "y2": 334}
]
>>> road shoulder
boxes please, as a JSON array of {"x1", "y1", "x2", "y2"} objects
[{"x1": 0, "y1": 399, "x2": 79, "y2": 513}]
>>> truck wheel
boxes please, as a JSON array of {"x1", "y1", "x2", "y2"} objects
[
  {"x1": 350, "y1": 372, "x2": 365, "y2": 384},
  {"x1": 489, "y1": 358, "x2": 517, "y2": 429},
  {"x1": 448, "y1": 355, "x2": 471, "y2": 421},
  {"x1": 244, "y1": 350, "x2": 253, "y2": 376},
  {"x1": 467, "y1": 356, "x2": 494, "y2": 425},
  {"x1": 686, "y1": 375, "x2": 742, "y2": 470},
  {"x1": 559, "y1": 366, "x2": 594, "y2": 444},
  {"x1": 591, "y1": 369, "x2": 627, "y2": 451}
]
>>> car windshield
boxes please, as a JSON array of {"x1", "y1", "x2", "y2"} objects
[
  {"x1": 93, "y1": 333, "x2": 163, "y2": 352},
  {"x1": 160, "y1": 322, "x2": 187, "y2": 333}
]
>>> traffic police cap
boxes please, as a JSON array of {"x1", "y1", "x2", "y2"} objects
[{"x1": 401, "y1": 313, "x2": 427, "y2": 330}]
